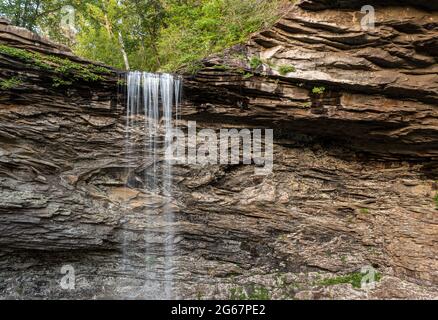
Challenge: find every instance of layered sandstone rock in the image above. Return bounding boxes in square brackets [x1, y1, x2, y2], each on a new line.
[0, 1, 437, 299]
[184, 3, 438, 163]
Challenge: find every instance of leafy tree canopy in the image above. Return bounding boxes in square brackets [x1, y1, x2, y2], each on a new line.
[0, 0, 286, 71]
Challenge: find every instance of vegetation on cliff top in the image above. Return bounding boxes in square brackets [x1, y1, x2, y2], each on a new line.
[0, 44, 111, 87]
[0, 0, 288, 72]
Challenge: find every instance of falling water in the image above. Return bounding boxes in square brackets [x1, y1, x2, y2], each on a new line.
[124, 72, 182, 299]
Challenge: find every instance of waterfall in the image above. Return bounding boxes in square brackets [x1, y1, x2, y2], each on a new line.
[123, 72, 182, 299]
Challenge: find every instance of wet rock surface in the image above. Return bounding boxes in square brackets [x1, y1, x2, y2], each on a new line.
[0, 1, 437, 299]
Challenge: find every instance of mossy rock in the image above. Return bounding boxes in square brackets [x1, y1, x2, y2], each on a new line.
[0, 44, 112, 86]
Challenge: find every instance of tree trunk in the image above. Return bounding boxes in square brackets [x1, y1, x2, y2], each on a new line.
[102, 2, 130, 71]
[118, 31, 130, 71]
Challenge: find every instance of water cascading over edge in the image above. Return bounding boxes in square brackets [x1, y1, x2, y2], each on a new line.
[123, 72, 182, 299]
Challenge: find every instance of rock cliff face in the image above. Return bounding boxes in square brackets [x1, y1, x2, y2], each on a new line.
[0, 1, 437, 299]
[184, 3, 438, 162]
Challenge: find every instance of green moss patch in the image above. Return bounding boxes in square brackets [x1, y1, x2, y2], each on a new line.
[0, 76, 22, 90]
[211, 64, 230, 71]
[318, 271, 382, 289]
[0, 44, 111, 86]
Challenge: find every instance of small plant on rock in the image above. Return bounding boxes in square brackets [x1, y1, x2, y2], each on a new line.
[243, 72, 254, 79]
[312, 86, 326, 95]
[117, 79, 127, 86]
[249, 56, 263, 69]
[0, 76, 22, 90]
[302, 102, 312, 108]
[52, 77, 73, 88]
[212, 64, 230, 71]
[278, 65, 296, 75]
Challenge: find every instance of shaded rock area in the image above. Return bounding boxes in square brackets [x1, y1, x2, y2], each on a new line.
[0, 1, 437, 299]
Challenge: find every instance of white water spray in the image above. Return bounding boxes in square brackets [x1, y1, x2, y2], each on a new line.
[124, 72, 182, 299]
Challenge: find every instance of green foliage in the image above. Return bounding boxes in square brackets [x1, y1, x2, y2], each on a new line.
[152, 0, 284, 72]
[211, 64, 230, 71]
[434, 192, 438, 209]
[318, 272, 382, 289]
[278, 64, 296, 75]
[74, 25, 124, 68]
[117, 79, 126, 86]
[231, 52, 247, 61]
[91, 65, 112, 74]
[0, 0, 70, 31]
[1, 1, 285, 72]
[0, 76, 22, 89]
[234, 67, 254, 79]
[0, 44, 108, 82]
[52, 77, 73, 87]
[229, 287, 246, 300]
[249, 56, 263, 70]
[359, 208, 369, 214]
[0, 44, 35, 62]
[44, 55, 105, 81]
[74, 0, 166, 70]
[312, 86, 326, 95]
[229, 285, 271, 300]
[185, 61, 204, 75]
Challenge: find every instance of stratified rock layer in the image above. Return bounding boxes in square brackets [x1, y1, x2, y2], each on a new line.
[0, 1, 437, 299]
[182, 0, 438, 291]
[184, 3, 438, 163]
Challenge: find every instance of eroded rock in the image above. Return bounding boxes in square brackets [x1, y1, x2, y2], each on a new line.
[0, 2, 437, 299]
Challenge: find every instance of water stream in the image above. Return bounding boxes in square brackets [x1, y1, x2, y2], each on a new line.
[123, 72, 182, 299]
